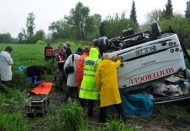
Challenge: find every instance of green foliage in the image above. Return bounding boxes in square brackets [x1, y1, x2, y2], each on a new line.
[103, 12, 138, 38]
[64, 2, 91, 40]
[36, 40, 46, 45]
[26, 12, 35, 37]
[185, 1, 190, 19]
[34, 29, 46, 40]
[0, 112, 30, 131]
[48, 20, 65, 40]
[164, 0, 173, 17]
[49, 100, 87, 131]
[130, 1, 138, 25]
[12, 71, 29, 89]
[65, 41, 76, 46]
[102, 119, 142, 131]
[0, 33, 13, 43]
[158, 14, 190, 49]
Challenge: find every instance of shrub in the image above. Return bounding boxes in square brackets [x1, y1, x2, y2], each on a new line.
[103, 119, 142, 131]
[49, 100, 87, 131]
[0, 112, 30, 131]
[65, 41, 76, 46]
[36, 40, 46, 45]
[12, 71, 29, 89]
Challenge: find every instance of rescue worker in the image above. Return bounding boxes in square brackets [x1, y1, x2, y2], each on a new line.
[52, 43, 66, 64]
[95, 54, 125, 123]
[0, 46, 13, 86]
[53, 48, 67, 90]
[79, 47, 102, 118]
[64, 47, 84, 102]
[76, 45, 91, 93]
[26, 65, 47, 84]
[44, 42, 53, 60]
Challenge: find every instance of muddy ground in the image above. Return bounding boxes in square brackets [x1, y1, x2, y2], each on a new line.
[28, 87, 190, 131]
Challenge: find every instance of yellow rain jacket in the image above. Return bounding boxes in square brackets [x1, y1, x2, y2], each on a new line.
[79, 48, 101, 100]
[96, 59, 121, 107]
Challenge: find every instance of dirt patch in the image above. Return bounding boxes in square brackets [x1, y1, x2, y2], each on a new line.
[27, 87, 190, 131]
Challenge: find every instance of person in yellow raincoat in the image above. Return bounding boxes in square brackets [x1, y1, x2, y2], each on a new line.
[95, 54, 125, 123]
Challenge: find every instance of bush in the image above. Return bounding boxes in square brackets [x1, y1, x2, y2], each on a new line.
[65, 41, 76, 46]
[0, 112, 30, 131]
[49, 100, 87, 131]
[36, 40, 46, 45]
[12, 71, 29, 89]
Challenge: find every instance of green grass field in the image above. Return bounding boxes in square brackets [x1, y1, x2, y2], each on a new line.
[0, 43, 190, 130]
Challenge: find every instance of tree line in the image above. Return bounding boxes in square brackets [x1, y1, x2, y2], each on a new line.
[1, 0, 190, 48]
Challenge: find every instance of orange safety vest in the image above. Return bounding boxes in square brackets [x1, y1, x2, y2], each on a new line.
[76, 52, 89, 92]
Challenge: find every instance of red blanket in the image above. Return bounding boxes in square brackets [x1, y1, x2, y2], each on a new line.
[30, 82, 53, 95]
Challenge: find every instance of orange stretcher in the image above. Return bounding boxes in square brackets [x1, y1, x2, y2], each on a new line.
[30, 82, 53, 95]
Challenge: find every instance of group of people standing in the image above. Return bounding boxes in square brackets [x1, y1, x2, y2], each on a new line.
[0, 43, 126, 124]
[44, 43, 126, 124]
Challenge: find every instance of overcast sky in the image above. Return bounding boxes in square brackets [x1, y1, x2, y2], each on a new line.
[0, 0, 188, 38]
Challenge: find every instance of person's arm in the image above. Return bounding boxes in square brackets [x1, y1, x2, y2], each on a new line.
[53, 56, 60, 73]
[95, 66, 101, 91]
[5, 53, 13, 65]
[115, 56, 121, 68]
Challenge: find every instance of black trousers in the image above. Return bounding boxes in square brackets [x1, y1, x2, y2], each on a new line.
[80, 99, 95, 117]
[99, 103, 125, 123]
[64, 86, 78, 101]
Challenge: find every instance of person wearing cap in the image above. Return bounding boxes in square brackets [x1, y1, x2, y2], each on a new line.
[79, 47, 102, 118]
[64, 47, 84, 102]
[0, 46, 13, 86]
[76, 45, 91, 93]
[95, 54, 125, 123]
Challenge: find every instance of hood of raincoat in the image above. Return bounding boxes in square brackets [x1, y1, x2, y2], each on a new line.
[89, 48, 99, 58]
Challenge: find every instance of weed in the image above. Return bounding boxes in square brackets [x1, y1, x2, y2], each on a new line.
[0, 111, 30, 131]
[48, 100, 87, 131]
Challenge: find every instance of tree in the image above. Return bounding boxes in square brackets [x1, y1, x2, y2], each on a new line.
[164, 0, 173, 18]
[0, 33, 12, 43]
[64, 2, 91, 40]
[99, 21, 106, 37]
[34, 29, 46, 40]
[91, 14, 102, 38]
[146, 9, 163, 22]
[48, 20, 65, 40]
[26, 12, 35, 37]
[101, 12, 138, 38]
[84, 16, 96, 39]
[185, 0, 190, 19]
[130, 0, 138, 26]
[159, 14, 190, 48]
[18, 32, 25, 43]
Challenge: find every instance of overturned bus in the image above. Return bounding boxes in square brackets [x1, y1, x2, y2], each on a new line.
[94, 22, 190, 104]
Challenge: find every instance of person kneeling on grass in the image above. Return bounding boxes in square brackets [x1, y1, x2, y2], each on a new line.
[26, 65, 47, 85]
[95, 54, 125, 124]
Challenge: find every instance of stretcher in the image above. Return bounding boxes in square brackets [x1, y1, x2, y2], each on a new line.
[25, 82, 53, 117]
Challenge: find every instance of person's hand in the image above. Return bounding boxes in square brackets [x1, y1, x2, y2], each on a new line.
[115, 56, 121, 60]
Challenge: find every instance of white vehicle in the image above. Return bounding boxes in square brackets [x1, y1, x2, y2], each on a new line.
[94, 22, 190, 104]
